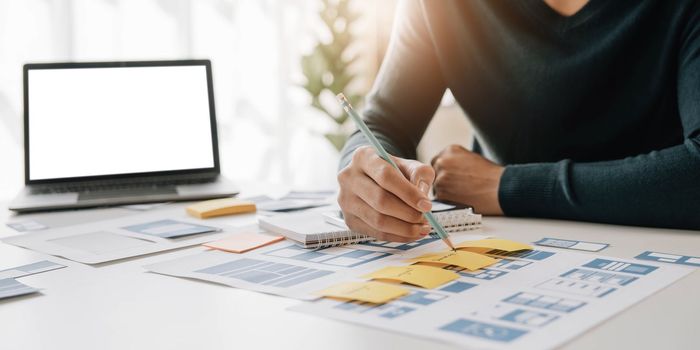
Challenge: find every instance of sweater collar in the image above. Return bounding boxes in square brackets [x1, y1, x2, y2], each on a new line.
[518, 0, 608, 34]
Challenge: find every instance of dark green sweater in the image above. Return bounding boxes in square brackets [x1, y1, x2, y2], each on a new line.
[340, 0, 700, 230]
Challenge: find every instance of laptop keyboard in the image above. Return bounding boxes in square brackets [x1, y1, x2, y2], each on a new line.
[78, 187, 178, 200]
[30, 178, 211, 195]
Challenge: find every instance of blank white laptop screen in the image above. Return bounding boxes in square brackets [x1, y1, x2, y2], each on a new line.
[27, 65, 215, 181]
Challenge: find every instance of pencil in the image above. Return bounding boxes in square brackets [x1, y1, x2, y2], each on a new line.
[337, 93, 456, 251]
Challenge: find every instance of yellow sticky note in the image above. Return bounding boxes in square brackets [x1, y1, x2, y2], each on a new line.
[456, 238, 532, 254]
[409, 250, 499, 271]
[203, 232, 284, 253]
[363, 265, 458, 289]
[186, 198, 256, 219]
[316, 281, 409, 304]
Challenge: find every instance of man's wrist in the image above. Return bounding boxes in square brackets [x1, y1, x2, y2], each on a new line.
[498, 162, 559, 217]
[490, 166, 506, 215]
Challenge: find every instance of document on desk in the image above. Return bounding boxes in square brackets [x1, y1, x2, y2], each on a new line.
[0, 278, 39, 300]
[145, 232, 492, 300]
[290, 249, 692, 350]
[2, 208, 238, 264]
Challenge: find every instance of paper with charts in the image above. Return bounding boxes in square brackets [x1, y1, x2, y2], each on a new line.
[2, 208, 237, 264]
[291, 247, 691, 350]
[145, 232, 492, 300]
[144, 233, 691, 349]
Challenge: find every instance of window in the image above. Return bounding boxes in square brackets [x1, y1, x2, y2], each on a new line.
[0, 0, 396, 199]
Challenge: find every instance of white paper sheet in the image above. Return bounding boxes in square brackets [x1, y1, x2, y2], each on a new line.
[0, 260, 66, 280]
[144, 232, 492, 300]
[2, 208, 242, 264]
[290, 249, 692, 350]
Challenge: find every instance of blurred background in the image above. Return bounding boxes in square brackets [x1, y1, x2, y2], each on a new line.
[0, 0, 471, 201]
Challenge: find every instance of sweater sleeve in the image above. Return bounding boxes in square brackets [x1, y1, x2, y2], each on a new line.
[499, 8, 700, 230]
[339, 0, 446, 169]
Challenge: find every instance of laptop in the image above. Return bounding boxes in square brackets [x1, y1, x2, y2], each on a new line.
[9, 60, 239, 213]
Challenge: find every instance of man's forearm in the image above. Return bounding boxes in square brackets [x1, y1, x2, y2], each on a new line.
[499, 138, 700, 230]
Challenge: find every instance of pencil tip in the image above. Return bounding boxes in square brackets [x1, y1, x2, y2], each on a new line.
[445, 238, 457, 252]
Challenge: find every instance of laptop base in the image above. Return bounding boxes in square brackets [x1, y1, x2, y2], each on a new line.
[9, 176, 239, 213]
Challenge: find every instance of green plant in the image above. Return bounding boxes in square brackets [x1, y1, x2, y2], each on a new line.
[301, 0, 363, 151]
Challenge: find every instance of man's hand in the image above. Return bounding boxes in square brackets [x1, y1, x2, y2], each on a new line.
[337, 146, 435, 242]
[431, 145, 505, 215]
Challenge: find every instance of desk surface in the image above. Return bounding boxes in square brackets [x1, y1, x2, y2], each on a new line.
[0, 201, 698, 350]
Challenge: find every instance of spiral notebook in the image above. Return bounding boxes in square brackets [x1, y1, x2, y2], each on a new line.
[258, 202, 482, 249]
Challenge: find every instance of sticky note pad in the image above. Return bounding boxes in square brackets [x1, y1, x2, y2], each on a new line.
[186, 198, 256, 219]
[203, 232, 284, 253]
[456, 238, 532, 254]
[316, 281, 409, 304]
[363, 265, 458, 289]
[409, 250, 499, 271]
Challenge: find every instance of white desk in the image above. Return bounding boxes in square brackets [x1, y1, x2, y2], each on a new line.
[1, 201, 698, 350]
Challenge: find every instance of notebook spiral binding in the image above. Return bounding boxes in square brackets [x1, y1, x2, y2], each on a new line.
[310, 211, 481, 249]
[310, 229, 373, 250]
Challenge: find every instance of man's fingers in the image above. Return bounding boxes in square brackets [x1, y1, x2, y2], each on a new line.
[430, 148, 446, 168]
[342, 193, 430, 238]
[351, 174, 425, 224]
[394, 156, 435, 195]
[339, 146, 435, 243]
[360, 153, 432, 213]
[431, 152, 449, 174]
[344, 213, 426, 243]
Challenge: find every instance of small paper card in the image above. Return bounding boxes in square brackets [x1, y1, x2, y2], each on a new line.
[534, 237, 609, 252]
[203, 232, 284, 253]
[363, 265, 458, 289]
[635, 251, 700, 267]
[409, 250, 499, 271]
[6, 220, 48, 232]
[316, 281, 409, 304]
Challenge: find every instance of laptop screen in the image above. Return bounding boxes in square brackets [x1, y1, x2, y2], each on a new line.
[26, 63, 217, 182]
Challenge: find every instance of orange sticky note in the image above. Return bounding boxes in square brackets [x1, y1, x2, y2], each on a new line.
[203, 232, 284, 253]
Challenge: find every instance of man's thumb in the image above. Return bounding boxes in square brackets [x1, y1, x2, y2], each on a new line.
[394, 157, 435, 195]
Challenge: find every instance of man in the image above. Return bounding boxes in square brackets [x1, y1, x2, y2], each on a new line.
[337, 0, 700, 242]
